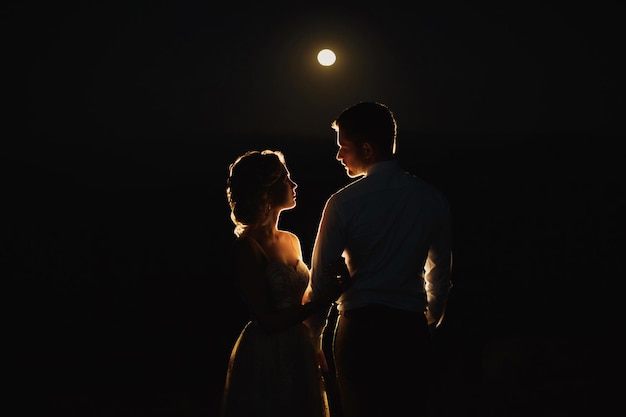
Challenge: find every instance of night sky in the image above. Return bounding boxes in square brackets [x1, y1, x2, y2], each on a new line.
[5, 2, 624, 416]
[13, 3, 624, 141]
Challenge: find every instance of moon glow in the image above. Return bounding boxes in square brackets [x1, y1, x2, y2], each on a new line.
[317, 49, 336, 66]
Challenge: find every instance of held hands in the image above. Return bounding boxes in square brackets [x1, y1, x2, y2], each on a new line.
[322, 257, 352, 300]
[302, 257, 352, 315]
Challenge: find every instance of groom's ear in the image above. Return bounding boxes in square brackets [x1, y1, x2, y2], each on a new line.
[362, 142, 374, 159]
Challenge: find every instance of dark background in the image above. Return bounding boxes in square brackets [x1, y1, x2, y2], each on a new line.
[4, 2, 624, 416]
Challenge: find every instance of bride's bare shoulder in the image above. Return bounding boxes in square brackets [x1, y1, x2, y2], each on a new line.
[278, 230, 303, 259]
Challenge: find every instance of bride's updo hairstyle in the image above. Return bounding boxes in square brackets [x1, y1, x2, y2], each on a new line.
[226, 150, 286, 237]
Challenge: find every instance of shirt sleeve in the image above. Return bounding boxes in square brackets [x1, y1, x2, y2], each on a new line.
[303, 196, 347, 349]
[424, 200, 453, 327]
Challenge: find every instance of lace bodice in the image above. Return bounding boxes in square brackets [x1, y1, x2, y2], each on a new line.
[266, 260, 310, 310]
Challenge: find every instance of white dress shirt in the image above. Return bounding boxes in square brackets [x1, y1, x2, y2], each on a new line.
[306, 159, 453, 340]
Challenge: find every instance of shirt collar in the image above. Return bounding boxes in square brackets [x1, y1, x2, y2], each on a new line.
[365, 159, 400, 177]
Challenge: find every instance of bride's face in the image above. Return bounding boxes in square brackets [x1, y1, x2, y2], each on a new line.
[269, 166, 298, 211]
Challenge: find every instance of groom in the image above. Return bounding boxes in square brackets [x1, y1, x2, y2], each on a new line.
[305, 101, 453, 417]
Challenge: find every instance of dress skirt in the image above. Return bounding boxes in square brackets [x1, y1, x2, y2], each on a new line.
[221, 320, 330, 417]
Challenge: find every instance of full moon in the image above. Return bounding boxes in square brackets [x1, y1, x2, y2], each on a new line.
[317, 49, 336, 66]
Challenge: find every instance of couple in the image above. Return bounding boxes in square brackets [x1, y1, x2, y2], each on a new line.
[221, 101, 453, 417]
